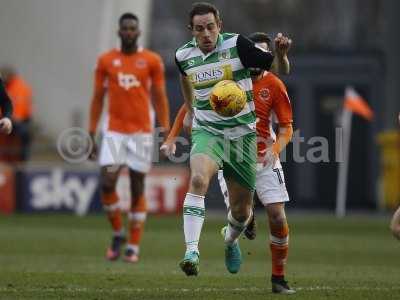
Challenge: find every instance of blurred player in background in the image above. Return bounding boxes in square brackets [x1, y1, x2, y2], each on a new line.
[88, 13, 170, 263]
[173, 1, 290, 278]
[0, 66, 33, 162]
[390, 112, 400, 240]
[0, 74, 13, 135]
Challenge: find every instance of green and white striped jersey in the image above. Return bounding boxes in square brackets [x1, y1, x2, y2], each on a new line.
[175, 33, 273, 139]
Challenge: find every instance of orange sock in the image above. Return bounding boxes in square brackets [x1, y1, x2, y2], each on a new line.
[269, 220, 289, 277]
[102, 192, 122, 234]
[128, 195, 147, 253]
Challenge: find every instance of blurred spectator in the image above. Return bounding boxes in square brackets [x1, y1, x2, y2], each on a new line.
[0, 66, 33, 162]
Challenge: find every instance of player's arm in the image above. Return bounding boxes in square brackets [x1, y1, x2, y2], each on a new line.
[160, 104, 188, 156]
[179, 75, 194, 115]
[151, 55, 171, 136]
[272, 79, 293, 155]
[0, 77, 13, 134]
[88, 57, 107, 159]
[166, 104, 187, 143]
[391, 207, 400, 240]
[270, 33, 291, 75]
[263, 78, 293, 168]
[152, 84, 171, 134]
[175, 53, 194, 115]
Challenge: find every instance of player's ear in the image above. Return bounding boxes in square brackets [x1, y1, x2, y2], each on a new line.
[187, 24, 192, 31]
[217, 20, 222, 31]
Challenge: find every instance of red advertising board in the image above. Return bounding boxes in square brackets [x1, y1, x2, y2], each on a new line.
[117, 166, 190, 214]
[0, 164, 15, 214]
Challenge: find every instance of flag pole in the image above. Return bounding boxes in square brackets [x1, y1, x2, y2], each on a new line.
[336, 109, 353, 218]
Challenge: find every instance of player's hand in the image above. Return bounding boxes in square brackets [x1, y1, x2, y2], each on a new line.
[274, 33, 292, 57]
[183, 112, 193, 134]
[88, 133, 98, 161]
[0, 117, 12, 135]
[262, 147, 279, 169]
[160, 141, 176, 157]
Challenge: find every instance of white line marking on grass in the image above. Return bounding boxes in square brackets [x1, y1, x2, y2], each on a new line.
[1, 286, 400, 293]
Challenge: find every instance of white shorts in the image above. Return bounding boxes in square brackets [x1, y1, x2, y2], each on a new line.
[217, 160, 289, 207]
[99, 130, 153, 173]
[255, 159, 289, 206]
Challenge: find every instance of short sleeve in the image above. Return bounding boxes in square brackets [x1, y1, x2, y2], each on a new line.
[271, 79, 292, 124]
[94, 56, 107, 89]
[175, 53, 186, 76]
[151, 54, 166, 87]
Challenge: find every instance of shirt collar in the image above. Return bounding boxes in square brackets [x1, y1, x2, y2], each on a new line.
[193, 34, 223, 59]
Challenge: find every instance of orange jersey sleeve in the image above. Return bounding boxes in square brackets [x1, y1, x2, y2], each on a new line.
[6, 76, 33, 121]
[150, 53, 170, 132]
[150, 53, 166, 88]
[270, 76, 292, 125]
[89, 56, 107, 133]
[165, 104, 187, 143]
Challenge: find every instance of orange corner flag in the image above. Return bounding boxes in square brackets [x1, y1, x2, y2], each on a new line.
[344, 86, 374, 121]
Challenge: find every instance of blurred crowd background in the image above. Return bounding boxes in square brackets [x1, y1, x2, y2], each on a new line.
[0, 0, 399, 213]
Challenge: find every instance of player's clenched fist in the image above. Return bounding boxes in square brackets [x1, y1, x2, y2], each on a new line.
[274, 33, 292, 56]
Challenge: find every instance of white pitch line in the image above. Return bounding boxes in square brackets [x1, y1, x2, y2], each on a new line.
[1, 286, 400, 293]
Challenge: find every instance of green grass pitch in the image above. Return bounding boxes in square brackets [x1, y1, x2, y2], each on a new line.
[0, 213, 399, 299]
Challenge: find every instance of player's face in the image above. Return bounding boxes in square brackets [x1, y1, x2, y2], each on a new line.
[119, 19, 140, 48]
[249, 42, 269, 77]
[191, 13, 221, 54]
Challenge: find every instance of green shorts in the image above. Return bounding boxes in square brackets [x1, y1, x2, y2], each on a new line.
[191, 129, 257, 191]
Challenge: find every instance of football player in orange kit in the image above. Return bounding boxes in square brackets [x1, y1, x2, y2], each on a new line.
[161, 32, 295, 294]
[89, 13, 170, 263]
[0, 74, 13, 135]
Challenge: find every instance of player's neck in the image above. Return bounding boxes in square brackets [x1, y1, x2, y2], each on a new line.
[121, 44, 138, 54]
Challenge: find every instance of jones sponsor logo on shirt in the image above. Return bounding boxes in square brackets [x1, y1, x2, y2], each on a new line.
[189, 65, 233, 88]
[118, 72, 140, 90]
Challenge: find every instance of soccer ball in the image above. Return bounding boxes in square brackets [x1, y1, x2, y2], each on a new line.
[209, 80, 246, 117]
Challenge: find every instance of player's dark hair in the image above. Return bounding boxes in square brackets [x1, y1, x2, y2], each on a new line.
[119, 13, 139, 27]
[248, 32, 272, 49]
[189, 2, 220, 27]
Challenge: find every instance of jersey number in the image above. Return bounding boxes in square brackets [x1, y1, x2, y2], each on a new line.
[272, 168, 284, 185]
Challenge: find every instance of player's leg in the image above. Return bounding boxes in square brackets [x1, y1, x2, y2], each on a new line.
[218, 169, 257, 240]
[390, 206, 400, 240]
[123, 169, 146, 263]
[256, 160, 295, 294]
[180, 130, 221, 276]
[221, 133, 257, 274]
[266, 203, 294, 294]
[98, 130, 128, 260]
[100, 165, 124, 260]
[123, 132, 154, 263]
[180, 153, 219, 275]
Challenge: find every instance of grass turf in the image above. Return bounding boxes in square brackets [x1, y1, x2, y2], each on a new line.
[0, 213, 399, 299]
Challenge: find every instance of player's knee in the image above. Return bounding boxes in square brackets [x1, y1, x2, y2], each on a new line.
[191, 173, 209, 193]
[101, 178, 117, 194]
[391, 224, 400, 240]
[269, 212, 287, 226]
[230, 206, 251, 223]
